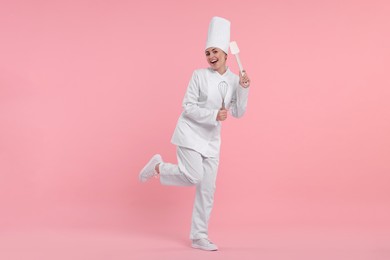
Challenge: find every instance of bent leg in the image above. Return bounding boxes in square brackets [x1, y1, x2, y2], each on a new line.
[159, 146, 204, 186]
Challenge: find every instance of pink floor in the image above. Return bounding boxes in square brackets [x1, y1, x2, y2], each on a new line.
[1, 227, 389, 260]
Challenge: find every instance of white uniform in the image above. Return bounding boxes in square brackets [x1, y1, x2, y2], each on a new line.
[159, 67, 249, 239]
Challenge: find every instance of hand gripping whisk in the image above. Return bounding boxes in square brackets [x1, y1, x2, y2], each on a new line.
[218, 81, 228, 109]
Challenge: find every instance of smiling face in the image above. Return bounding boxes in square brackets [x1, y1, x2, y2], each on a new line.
[205, 47, 227, 75]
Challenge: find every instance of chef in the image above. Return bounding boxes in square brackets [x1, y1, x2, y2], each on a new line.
[139, 16, 251, 251]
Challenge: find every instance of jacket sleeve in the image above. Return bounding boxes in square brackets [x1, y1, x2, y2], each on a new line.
[229, 81, 250, 118]
[182, 71, 219, 126]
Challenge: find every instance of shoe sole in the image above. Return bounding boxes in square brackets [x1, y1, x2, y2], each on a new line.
[191, 244, 218, 251]
[139, 155, 161, 182]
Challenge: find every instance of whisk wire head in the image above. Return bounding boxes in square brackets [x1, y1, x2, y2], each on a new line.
[218, 81, 228, 109]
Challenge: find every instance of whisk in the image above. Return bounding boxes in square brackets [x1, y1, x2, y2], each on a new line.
[218, 81, 228, 109]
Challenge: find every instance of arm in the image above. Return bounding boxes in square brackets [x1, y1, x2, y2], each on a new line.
[182, 71, 219, 126]
[230, 84, 249, 118]
[230, 70, 250, 118]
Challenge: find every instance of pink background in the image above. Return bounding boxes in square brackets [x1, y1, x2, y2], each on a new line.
[1, 0, 389, 259]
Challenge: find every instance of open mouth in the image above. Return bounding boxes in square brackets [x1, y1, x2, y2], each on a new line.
[210, 58, 218, 65]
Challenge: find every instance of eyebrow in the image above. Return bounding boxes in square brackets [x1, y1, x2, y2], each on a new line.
[205, 48, 216, 53]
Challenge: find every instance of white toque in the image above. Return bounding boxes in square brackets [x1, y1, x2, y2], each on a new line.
[205, 16, 231, 54]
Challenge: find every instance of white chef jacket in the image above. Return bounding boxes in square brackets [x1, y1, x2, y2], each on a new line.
[171, 67, 249, 158]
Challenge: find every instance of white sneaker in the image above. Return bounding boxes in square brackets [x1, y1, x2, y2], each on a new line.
[139, 154, 162, 183]
[191, 238, 218, 251]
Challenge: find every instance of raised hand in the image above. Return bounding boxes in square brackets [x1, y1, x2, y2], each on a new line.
[240, 70, 251, 88]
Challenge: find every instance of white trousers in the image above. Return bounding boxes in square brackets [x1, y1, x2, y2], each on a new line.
[159, 146, 219, 240]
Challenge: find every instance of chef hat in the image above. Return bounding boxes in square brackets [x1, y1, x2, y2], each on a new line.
[205, 16, 231, 54]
